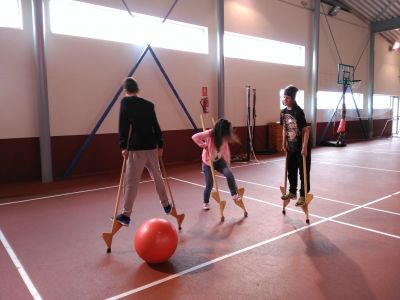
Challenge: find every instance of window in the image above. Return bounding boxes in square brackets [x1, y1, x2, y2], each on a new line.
[0, 0, 22, 29]
[373, 94, 392, 109]
[224, 31, 305, 67]
[317, 91, 363, 109]
[279, 89, 304, 109]
[49, 0, 208, 54]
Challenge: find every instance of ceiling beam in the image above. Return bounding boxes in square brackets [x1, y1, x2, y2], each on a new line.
[371, 16, 400, 32]
[320, 0, 352, 12]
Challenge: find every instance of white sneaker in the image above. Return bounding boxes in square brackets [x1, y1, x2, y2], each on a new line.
[203, 202, 210, 210]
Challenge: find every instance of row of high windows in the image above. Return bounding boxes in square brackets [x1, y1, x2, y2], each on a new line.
[1, 0, 394, 109]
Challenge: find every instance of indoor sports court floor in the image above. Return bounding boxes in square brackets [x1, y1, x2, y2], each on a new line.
[1, 138, 399, 300]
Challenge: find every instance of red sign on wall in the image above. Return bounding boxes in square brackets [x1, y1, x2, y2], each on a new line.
[202, 86, 208, 97]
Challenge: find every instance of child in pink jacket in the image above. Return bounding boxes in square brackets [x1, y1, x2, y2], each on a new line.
[192, 118, 241, 210]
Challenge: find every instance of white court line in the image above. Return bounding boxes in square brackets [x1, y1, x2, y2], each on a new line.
[364, 206, 400, 216]
[218, 176, 280, 191]
[238, 157, 400, 173]
[345, 149, 400, 155]
[366, 147, 400, 152]
[259, 157, 400, 173]
[0, 229, 42, 300]
[224, 176, 400, 217]
[107, 181, 400, 299]
[330, 220, 400, 239]
[366, 140, 400, 146]
[312, 150, 341, 157]
[175, 175, 400, 218]
[106, 218, 327, 300]
[231, 161, 262, 169]
[173, 176, 400, 233]
[231, 158, 285, 169]
[0, 186, 117, 206]
[2, 162, 397, 218]
[250, 154, 400, 173]
[226, 176, 357, 207]
[171, 176, 400, 232]
[171, 176, 324, 219]
[313, 148, 400, 155]
[0, 159, 281, 207]
[0, 180, 154, 206]
[188, 167, 399, 217]
[1, 172, 396, 299]
[313, 160, 400, 173]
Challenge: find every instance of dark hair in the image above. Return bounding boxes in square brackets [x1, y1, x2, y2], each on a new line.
[283, 85, 298, 100]
[283, 85, 300, 108]
[212, 118, 232, 151]
[123, 77, 139, 94]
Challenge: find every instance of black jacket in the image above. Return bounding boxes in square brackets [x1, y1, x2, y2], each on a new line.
[280, 105, 308, 152]
[119, 96, 163, 150]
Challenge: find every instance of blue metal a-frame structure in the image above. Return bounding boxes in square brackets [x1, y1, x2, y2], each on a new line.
[318, 64, 367, 146]
[63, 44, 198, 178]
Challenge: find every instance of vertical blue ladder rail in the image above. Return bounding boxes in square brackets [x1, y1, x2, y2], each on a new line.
[148, 46, 198, 131]
[63, 45, 151, 179]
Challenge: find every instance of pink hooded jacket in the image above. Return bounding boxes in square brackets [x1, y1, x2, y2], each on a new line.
[192, 129, 231, 166]
[337, 118, 346, 133]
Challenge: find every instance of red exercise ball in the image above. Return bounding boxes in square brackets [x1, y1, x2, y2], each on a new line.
[134, 218, 178, 264]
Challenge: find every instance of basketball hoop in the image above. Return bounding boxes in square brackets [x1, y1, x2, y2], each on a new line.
[351, 79, 362, 91]
[337, 64, 355, 84]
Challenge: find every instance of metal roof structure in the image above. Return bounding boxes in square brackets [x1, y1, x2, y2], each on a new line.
[322, 0, 400, 46]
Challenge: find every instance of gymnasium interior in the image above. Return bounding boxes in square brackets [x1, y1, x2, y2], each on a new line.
[1, 0, 399, 299]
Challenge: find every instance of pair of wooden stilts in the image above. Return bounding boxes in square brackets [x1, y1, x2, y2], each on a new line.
[102, 125, 185, 253]
[200, 115, 248, 222]
[280, 152, 313, 224]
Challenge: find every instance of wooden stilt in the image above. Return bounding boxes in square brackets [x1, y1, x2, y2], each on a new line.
[301, 155, 313, 224]
[280, 152, 290, 214]
[159, 158, 185, 230]
[101, 125, 132, 252]
[201, 114, 226, 222]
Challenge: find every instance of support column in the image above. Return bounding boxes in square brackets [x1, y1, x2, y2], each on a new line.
[367, 30, 375, 138]
[310, 0, 320, 147]
[216, 0, 224, 118]
[32, 0, 53, 182]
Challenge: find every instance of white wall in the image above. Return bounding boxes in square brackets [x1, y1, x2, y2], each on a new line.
[374, 34, 400, 95]
[317, 3, 369, 122]
[373, 35, 400, 121]
[44, 0, 217, 135]
[1, 0, 399, 140]
[224, 0, 311, 126]
[0, 0, 217, 139]
[224, 0, 399, 126]
[0, 1, 38, 139]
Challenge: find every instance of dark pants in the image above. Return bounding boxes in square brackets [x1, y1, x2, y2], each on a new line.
[287, 149, 311, 197]
[202, 159, 237, 203]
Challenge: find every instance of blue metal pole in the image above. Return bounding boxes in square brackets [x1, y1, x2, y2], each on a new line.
[318, 93, 344, 145]
[349, 85, 367, 139]
[148, 46, 198, 131]
[63, 45, 151, 179]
